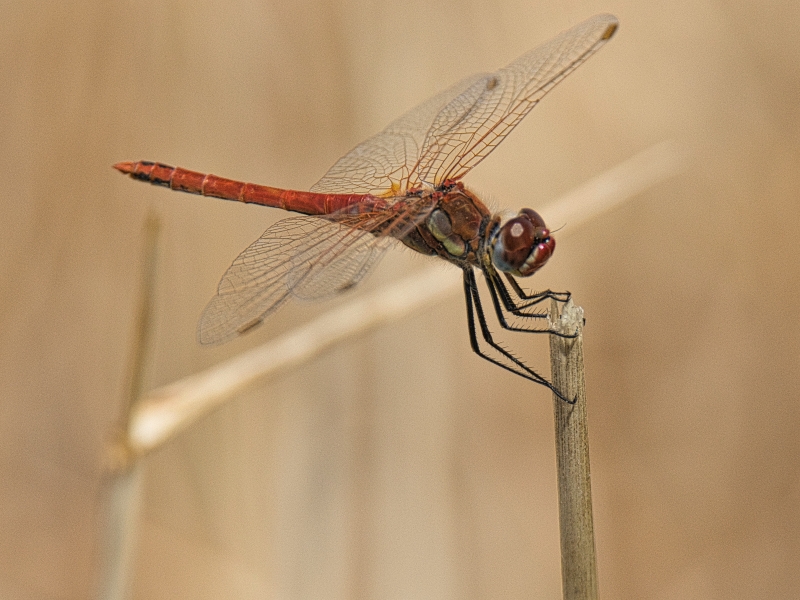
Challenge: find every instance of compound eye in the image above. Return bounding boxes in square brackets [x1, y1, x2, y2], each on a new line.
[519, 208, 546, 229]
[493, 216, 535, 272]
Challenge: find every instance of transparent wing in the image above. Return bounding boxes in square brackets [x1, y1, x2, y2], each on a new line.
[311, 74, 485, 196]
[198, 198, 436, 344]
[285, 222, 393, 301]
[312, 14, 616, 196]
[288, 196, 437, 299]
[198, 217, 383, 344]
[417, 14, 618, 184]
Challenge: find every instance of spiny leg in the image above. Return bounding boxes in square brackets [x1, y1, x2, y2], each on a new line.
[462, 268, 574, 403]
[487, 268, 550, 319]
[504, 273, 570, 306]
[495, 272, 571, 317]
[482, 268, 578, 338]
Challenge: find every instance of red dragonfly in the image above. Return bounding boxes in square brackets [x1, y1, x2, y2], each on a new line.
[115, 14, 617, 401]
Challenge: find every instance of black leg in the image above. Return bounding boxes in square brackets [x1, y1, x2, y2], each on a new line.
[462, 268, 575, 403]
[489, 269, 570, 315]
[482, 268, 578, 338]
[504, 273, 570, 305]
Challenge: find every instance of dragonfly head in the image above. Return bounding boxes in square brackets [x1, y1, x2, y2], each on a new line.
[491, 208, 554, 277]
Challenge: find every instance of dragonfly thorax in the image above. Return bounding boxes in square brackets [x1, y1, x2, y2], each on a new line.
[490, 208, 554, 277]
[399, 183, 492, 266]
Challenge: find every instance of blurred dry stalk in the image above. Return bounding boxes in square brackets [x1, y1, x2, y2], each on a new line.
[118, 139, 684, 461]
[549, 299, 596, 600]
[110, 214, 161, 468]
[98, 215, 161, 600]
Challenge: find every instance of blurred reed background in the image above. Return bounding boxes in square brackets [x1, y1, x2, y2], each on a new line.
[1, 1, 799, 598]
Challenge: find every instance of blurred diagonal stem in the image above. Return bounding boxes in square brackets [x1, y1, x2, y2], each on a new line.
[549, 298, 596, 600]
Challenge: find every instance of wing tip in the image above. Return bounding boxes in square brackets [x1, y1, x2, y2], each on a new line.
[196, 326, 223, 346]
[196, 316, 265, 346]
[592, 14, 619, 41]
[602, 21, 619, 41]
[236, 318, 264, 336]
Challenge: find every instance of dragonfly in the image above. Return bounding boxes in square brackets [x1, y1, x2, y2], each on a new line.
[115, 14, 618, 401]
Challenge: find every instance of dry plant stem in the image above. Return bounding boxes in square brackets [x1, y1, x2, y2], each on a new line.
[119, 214, 161, 443]
[96, 214, 161, 600]
[549, 298, 597, 600]
[95, 468, 144, 600]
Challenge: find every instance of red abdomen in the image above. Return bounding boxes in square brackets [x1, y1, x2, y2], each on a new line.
[113, 161, 376, 216]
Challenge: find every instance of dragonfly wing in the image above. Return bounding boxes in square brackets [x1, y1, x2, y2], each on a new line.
[289, 193, 438, 300]
[311, 74, 486, 196]
[415, 14, 618, 185]
[198, 216, 392, 344]
[286, 222, 393, 301]
[197, 196, 437, 345]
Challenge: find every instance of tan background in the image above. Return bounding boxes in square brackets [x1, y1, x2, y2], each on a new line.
[2, 1, 799, 598]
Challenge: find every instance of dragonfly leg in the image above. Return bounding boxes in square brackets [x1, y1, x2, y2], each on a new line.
[463, 268, 575, 403]
[481, 268, 578, 338]
[504, 273, 570, 305]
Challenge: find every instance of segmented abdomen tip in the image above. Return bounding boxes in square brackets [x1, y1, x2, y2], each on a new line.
[113, 161, 136, 174]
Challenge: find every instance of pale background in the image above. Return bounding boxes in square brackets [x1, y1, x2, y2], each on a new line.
[1, 0, 799, 599]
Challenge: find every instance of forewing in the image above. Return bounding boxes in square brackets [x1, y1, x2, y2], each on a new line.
[311, 74, 486, 196]
[198, 216, 391, 344]
[415, 14, 618, 184]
